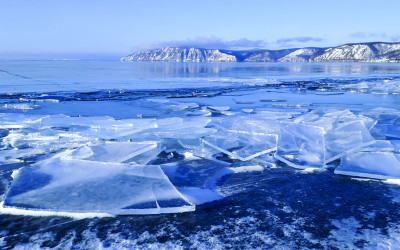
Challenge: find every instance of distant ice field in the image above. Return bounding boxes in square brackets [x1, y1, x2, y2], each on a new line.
[1, 61, 400, 248]
[1, 61, 400, 93]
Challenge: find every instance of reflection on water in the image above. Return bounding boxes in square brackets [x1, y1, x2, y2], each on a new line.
[129, 62, 400, 78]
[1, 61, 400, 93]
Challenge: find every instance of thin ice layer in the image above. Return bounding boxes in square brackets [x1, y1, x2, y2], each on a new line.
[335, 152, 400, 180]
[294, 109, 376, 164]
[66, 141, 160, 163]
[200, 116, 279, 162]
[4, 158, 195, 215]
[324, 120, 375, 163]
[275, 123, 325, 169]
[201, 131, 277, 161]
[155, 117, 216, 139]
[160, 160, 229, 205]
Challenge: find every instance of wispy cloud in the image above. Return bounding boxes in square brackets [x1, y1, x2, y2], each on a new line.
[137, 36, 267, 50]
[349, 32, 388, 39]
[349, 32, 400, 42]
[276, 36, 324, 46]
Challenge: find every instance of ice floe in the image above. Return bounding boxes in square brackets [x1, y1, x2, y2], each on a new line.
[335, 152, 400, 180]
[3, 158, 194, 215]
[1, 103, 400, 216]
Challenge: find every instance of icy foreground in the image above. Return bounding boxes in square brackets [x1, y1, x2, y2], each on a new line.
[1, 99, 400, 215]
[4, 159, 194, 215]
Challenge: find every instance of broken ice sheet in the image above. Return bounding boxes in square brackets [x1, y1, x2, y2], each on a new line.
[38, 115, 158, 140]
[65, 141, 161, 164]
[293, 109, 376, 164]
[177, 138, 218, 160]
[1, 128, 96, 163]
[275, 123, 326, 169]
[2, 103, 40, 110]
[361, 107, 400, 139]
[0, 113, 44, 129]
[199, 116, 279, 162]
[138, 99, 199, 113]
[155, 117, 216, 139]
[185, 109, 212, 117]
[71, 118, 152, 140]
[361, 140, 397, 152]
[324, 120, 375, 163]
[304, 109, 376, 131]
[160, 160, 228, 205]
[201, 131, 277, 162]
[3, 158, 194, 215]
[0, 148, 46, 164]
[253, 109, 300, 120]
[335, 152, 400, 180]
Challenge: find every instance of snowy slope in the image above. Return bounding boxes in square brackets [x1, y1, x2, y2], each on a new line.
[121, 42, 400, 62]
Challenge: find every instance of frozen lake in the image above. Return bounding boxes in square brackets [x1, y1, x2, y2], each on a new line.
[1, 61, 400, 248]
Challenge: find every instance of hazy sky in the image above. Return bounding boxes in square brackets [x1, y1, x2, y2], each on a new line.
[1, 0, 400, 56]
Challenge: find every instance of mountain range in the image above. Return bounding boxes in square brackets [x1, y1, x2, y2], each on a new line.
[121, 42, 400, 63]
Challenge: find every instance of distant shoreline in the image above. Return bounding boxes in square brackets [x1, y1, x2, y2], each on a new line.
[121, 42, 400, 63]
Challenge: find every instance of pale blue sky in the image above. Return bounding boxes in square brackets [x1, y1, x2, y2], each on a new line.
[1, 0, 399, 57]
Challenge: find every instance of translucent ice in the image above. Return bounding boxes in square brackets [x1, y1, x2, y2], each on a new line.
[335, 152, 400, 180]
[275, 123, 325, 169]
[0, 148, 46, 164]
[201, 116, 279, 162]
[160, 160, 229, 205]
[141, 99, 199, 113]
[4, 158, 195, 215]
[357, 140, 396, 152]
[155, 117, 216, 139]
[201, 132, 277, 162]
[361, 108, 400, 139]
[324, 120, 375, 163]
[66, 141, 160, 164]
[292, 109, 376, 164]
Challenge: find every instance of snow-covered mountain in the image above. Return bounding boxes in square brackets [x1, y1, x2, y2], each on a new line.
[278, 48, 325, 62]
[313, 42, 400, 62]
[121, 47, 237, 62]
[121, 42, 400, 62]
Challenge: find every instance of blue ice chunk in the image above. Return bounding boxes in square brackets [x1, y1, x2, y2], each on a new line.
[201, 116, 279, 162]
[324, 120, 375, 163]
[155, 117, 216, 139]
[69, 141, 160, 163]
[335, 152, 400, 180]
[4, 158, 194, 215]
[275, 123, 326, 169]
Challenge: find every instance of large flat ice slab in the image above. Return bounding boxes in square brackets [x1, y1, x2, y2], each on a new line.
[3, 158, 195, 215]
[335, 152, 400, 180]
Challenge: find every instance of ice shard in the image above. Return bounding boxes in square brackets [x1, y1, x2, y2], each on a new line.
[275, 123, 326, 169]
[324, 120, 375, 163]
[155, 117, 216, 139]
[66, 141, 161, 164]
[293, 109, 376, 164]
[200, 117, 279, 162]
[160, 160, 229, 205]
[362, 108, 400, 139]
[335, 152, 400, 180]
[3, 158, 195, 215]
